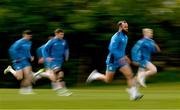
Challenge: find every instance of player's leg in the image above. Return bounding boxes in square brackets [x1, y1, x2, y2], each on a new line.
[33, 61, 50, 81]
[119, 65, 143, 100]
[144, 62, 157, 77]
[55, 70, 72, 96]
[47, 62, 71, 96]
[4, 65, 15, 74]
[32, 68, 46, 82]
[5, 63, 24, 80]
[137, 67, 147, 87]
[20, 65, 34, 94]
[48, 69, 59, 90]
[33, 68, 45, 77]
[86, 64, 115, 83]
[137, 61, 157, 87]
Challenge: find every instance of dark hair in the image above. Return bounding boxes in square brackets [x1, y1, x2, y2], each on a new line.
[23, 30, 33, 35]
[117, 20, 127, 26]
[54, 28, 64, 33]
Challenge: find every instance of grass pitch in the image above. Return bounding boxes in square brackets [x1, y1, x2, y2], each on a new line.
[0, 82, 180, 110]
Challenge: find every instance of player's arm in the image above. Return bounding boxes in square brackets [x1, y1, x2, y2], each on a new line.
[151, 40, 161, 53]
[109, 35, 121, 58]
[154, 43, 161, 52]
[131, 41, 142, 65]
[125, 55, 131, 64]
[9, 40, 23, 60]
[42, 40, 54, 62]
[27, 42, 34, 61]
[36, 46, 44, 63]
[64, 41, 69, 61]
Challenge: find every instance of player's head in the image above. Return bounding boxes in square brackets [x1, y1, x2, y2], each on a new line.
[22, 30, 33, 40]
[142, 28, 153, 38]
[117, 20, 128, 34]
[54, 28, 64, 39]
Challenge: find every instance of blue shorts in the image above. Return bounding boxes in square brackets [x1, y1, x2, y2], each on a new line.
[46, 61, 62, 70]
[133, 60, 148, 68]
[106, 57, 128, 72]
[12, 60, 31, 70]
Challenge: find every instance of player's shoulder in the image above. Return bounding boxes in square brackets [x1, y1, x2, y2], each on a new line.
[62, 39, 67, 43]
[40, 44, 45, 48]
[111, 32, 121, 40]
[15, 38, 26, 44]
[136, 38, 144, 44]
[47, 38, 56, 44]
[143, 38, 155, 44]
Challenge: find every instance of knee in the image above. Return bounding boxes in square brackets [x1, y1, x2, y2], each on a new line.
[104, 78, 112, 83]
[125, 73, 134, 80]
[151, 67, 157, 74]
[16, 75, 23, 80]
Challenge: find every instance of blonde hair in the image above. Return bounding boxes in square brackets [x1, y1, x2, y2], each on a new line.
[142, 28, 153, 35]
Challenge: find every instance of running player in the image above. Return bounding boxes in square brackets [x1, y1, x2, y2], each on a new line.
[42, 28, 71, 96]
[86, 20, 143, 100]
[33, 35, 54, 80]
[131, 28, 161, 87]
[4, 30, 34, 94]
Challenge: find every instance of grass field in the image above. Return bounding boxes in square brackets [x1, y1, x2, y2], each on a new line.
[0, 82, 180, 110]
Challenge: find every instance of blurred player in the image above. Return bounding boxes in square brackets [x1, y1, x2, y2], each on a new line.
[86, 20, 143, 100]
[42, 28, 71, 96]
[131, 28, 161, 87]
[33, 35, 54, 81]
[4, 30, 34, 94]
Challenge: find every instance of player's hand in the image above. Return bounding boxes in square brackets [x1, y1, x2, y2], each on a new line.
[132, 61, 139, 66]
[38, 58, 44, 64]
[155, 44, 161, 52]
[46, 57, 54, 62]
[65, 57, 69, 62]
[31, 56, 34, 62]
[125, 56, 131, 64]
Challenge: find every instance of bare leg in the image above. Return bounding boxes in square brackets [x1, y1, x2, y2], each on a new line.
[97, 71, 115, 83]
[137, 62, 157, 87]
[86, 69, 115, 83]
[15, 70, 23, 80]
[119, 65, 143, 100]
[119, 65, 135, 87]
[20, 66, 33, 94]
[144, 62, 157, 77]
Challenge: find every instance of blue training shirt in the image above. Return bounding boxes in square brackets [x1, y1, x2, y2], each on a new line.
[106, 31, 128, 64]
[9, 38, 32, 61]
[36, 44, 45, 58]
[131, 37, 157, 62]
[42, 37, 69, 63]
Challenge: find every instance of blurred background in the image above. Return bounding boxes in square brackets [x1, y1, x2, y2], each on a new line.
[0, 0, 179, 88]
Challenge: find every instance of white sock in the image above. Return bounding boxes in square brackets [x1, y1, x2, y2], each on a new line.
[34, 75, 42, 81]
[40, 72, 50, 78]
[92, 72, 104, 80]
[9, 67, 16, 77]
[128, 86, 139, 98]
[27, 86, 33, 92]
[51, 82, 63, 91]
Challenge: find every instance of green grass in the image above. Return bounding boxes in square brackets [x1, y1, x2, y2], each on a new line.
[0, 82, 180, 110]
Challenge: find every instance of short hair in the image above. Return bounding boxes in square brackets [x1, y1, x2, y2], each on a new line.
[23, 30, 32, 35]
[54, 28, 64, 33]
[117, 20, 127, 26]
[142, 28, 153, 35]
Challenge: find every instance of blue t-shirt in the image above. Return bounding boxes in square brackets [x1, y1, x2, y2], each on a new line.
[42, 38, 69, 63]
[9, 38, 32, 61]
[131, 37, 157, 62]
[36, 44, 45, 58]
[106, 31, 128, 64]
